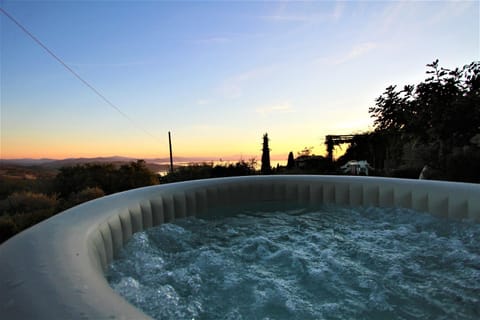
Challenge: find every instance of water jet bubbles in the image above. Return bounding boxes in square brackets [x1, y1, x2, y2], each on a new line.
[108, 205, 480, 320]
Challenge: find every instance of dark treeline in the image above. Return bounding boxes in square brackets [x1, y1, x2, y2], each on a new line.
[160, 160, 256, 183]
[54, 160, 158, 198]
[340, 60, 480, 181]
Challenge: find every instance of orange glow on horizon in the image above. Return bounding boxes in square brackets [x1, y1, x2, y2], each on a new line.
[1, 142, 342, 161]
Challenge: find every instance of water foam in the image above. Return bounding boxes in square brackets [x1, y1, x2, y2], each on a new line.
[107, 206, 480, 319]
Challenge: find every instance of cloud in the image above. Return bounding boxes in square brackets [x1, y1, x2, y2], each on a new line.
[217, 66, 275, 99]
[317, 42, 378, 66]
[378, 1, 408, 34]
[332, 1, 345, 21]
[342, 42, 377, 61]
[426, 0, 476, 26]
[261, 0, 345, 23]
[256, 102, 295, 115]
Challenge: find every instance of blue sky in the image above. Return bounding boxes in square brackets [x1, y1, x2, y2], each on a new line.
[1, 0, 478, 160]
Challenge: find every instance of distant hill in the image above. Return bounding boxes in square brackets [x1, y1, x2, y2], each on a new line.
[0, 156, 228, 176]
[1, 157, 132, 168]
[0, 156, 225, 168]
[41, 156, 137, 168]
[0, 158, 57, 166]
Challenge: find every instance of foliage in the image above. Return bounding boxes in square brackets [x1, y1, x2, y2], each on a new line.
[365, 60, 480, 179]
[160, 160, 256, 184]
[294, 155, 331, 173]
[54, 160, 158, 198]
[54, 163, 116, 197]
[0, 173, 55, 199]
[57, 187, 106, 212]
[0, 191, 58, 243]
[337, 131, 391, 172]
[445, 147, 480, 183]
[0, 160, 158, 243]
[0, 209, 57, 243]
[1, 191, 58, 215]
[0, 215, 18, 243]
[116, 160, 159, 191]
[297, 146, 314, 157]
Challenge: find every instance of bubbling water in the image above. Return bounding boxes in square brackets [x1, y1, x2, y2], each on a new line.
[107, 205, 480, 320]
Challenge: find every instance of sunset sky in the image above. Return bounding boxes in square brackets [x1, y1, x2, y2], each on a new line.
[1, 1, 478, 161]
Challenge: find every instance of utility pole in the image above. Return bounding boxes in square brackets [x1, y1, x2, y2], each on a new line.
[168, 131, 174, 173]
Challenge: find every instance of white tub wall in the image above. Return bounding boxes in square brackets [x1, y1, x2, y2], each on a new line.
[1, 176, 479, 320]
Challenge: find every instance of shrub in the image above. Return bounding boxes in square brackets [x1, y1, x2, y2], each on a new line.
[0, 215, 18, 243]
[4, 191, 58, 215]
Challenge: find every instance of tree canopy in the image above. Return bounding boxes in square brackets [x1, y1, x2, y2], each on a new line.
[366, 60, 480, 181]
[369, 60, 479, 147]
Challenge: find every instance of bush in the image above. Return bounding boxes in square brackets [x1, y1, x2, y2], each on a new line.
[445, 147, 480, 183]
[0, 215, 18, 243]
[3, 191, 58, 215]
[57, 187, 105, 211]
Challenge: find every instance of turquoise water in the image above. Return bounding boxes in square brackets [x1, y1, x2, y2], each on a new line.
[107, 206, 480, 320]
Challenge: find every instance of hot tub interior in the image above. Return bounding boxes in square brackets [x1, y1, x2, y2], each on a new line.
[107, 203, 480, 320]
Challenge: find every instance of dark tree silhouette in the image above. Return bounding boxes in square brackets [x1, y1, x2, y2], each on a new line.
[287, 151, 295, 169]
[261, 133, 272, 174]
[366, 59, 480, 181]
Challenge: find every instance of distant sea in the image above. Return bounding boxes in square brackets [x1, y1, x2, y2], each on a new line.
[154, 159, 288, 176]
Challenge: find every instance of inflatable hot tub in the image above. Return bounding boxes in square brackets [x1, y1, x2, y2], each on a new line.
[1, 176, 479, 319]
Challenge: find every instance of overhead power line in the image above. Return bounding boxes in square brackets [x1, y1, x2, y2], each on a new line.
[0, 7, 161, 142]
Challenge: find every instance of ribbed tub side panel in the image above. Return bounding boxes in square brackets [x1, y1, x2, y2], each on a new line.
[379, 185, 394, 207]
[173, 193, 187, 219]
[260, 182, 274, 201]
[98, 221, 114, 264]
[285, 182, 299, 202]
[195, 189, 208, 215]
[118, 208, 133, 246]
[298, 183, 310, 205]
[467, 194, 480, 221]
[140, 199, 153, 230]
[163, 195, 175, 223]
[334, 183, 349, 205]
[411, 186, 429, 212]
[273, 183, 287, 202]
[349, 183, 363, 207]
[107, 214, 123, 259]
[309, 184, 324, 205]
[323, 183, 335, 203]
[129, 203, 143, 234]
[206, 187, 220, 211]
[185, 191, 197, 217]
[427, 191, 449, 219]
[362, 184, 379, 207]
[393, 185, 412, 209]
[150, 197, 165, 226]
[89, 229, 108, 272]
[448, 195, 468, 220]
